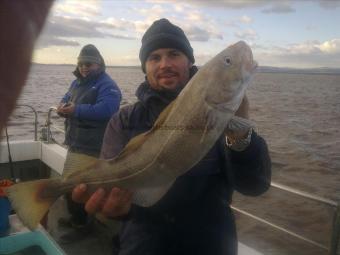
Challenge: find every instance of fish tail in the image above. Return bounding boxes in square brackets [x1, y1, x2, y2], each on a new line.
[5, 178, 62, 230]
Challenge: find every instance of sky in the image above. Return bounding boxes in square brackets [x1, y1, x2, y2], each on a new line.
[33, 0, 340, 68]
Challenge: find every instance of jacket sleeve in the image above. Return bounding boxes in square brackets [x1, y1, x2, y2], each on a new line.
[227, 131, 271, 196]
[100, 107, 130, 160]
[74, 79, 122, 121]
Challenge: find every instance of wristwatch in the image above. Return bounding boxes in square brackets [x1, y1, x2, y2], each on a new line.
[226, 128, 252, 151]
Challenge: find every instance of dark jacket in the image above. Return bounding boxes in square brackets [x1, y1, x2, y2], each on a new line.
[101, 78, 271, 255]
[62, 70, 121, 154]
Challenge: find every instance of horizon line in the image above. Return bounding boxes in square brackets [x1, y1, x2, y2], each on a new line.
[31, 62, 340, 71]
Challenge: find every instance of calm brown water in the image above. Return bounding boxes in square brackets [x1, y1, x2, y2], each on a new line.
[3, 64, 340, 254]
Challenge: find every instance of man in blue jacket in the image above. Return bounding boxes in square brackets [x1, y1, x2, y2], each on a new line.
[57, 44, 122, 242]
[72, 19, 271, 255]
[57, 44, 122, 156]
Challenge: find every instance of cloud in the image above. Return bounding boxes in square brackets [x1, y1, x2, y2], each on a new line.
[219, 14, 255, 30]
[256, 39, 340, 68]
[318, 0, 340, 9]
[158, 0, 296, 14]
[134, 4, 167, 24]
[191, 39, 340, 68]
[138, 4, 166, 17]
[171, 8, 224, 41]
[53, 0, 101, 17]
[260, 50, 340, 68]
[286, 41, 322, 55]
[186, 12, 205, 22]
[102, 18, 135, 31]
[262, 2, 295, 13]
[45, 16, 112, 38]
[36, 36, 80, 49]
[37, 16, 136, 48]
[134, 20, 152, 34]
[239, 15, 253, 24]
[185, 26, 212, 42]
[318, 39, 340, 53]
[182, 21, 224, 41]
[132, 4, 223, 42]
[283, 40, 340, 55]
[235, 29, 258, 41]
[147, 0, 270, 9]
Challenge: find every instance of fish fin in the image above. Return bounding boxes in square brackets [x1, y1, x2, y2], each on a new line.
[62, 151, 98, 179]
[132, 180, 175, 207]
[6, 178, 61, 230]
[200, 109, 217, 144]
[200, 120, 212, 144]
[115, 100, 176, 161]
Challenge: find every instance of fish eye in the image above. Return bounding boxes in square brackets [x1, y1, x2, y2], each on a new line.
[224, 56, 232, 66]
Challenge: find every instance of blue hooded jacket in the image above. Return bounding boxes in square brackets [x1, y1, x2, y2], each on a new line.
[61, 70, 122, 154]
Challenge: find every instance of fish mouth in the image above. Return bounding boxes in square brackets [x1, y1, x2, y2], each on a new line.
[242, 59, 257, 80]
[247, 58, 258, 73]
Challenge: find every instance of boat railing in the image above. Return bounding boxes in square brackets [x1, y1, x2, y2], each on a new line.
[44, 107, 340, 254]
[3, 105, 340, 254]
[5, 104, 39, 141]
[44, 107, 65, 145]
[232, 181, 340, 254]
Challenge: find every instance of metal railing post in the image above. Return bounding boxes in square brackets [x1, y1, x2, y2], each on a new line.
[46, 107, 57, 143]
[16, 104, 38, 141]
[45, 107, 65, 145]
[330, 203, 340, 255]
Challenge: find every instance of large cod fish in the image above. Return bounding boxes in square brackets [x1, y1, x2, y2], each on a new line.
[6, 41, 257, 230]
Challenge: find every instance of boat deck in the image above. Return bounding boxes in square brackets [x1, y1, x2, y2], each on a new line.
[1, 140, 265, 255]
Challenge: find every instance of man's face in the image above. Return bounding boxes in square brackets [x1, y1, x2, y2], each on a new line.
[78, 62, 100, 77]
[145, 48, 192, 91]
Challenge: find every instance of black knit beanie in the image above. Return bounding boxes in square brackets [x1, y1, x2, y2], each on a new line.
[139, 18, 195, 73]
[77, 44, 105, 66]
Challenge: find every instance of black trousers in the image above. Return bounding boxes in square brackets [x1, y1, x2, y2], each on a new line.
[113, 205, 237, 255]
[112, 174, 237, 255]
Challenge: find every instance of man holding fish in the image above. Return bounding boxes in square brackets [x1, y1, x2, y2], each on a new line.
[3, 8, 270, 254]
[71, 18, 271, 255]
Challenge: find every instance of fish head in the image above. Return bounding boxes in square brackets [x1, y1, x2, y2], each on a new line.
[204, 41, 257, 113]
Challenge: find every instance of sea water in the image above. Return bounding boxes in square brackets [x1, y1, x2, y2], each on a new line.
[3, 64, 340, 253]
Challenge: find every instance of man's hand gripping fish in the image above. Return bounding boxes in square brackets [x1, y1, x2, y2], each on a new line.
[6, 41, 258, 230]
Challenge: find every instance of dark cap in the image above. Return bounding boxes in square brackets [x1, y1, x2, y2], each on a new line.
[77, 44, 105, 66]
[139, 18, 195, 73]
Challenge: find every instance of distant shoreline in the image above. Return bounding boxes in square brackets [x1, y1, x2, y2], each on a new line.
[256, 66, 340, 75]
[31, 63, 340, 75]
[31, 63, 141, 69]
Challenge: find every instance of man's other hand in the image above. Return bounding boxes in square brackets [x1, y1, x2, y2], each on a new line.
[72, 184, 133, 218]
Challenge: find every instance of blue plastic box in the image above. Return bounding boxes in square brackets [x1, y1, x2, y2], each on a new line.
[0, 197, 11, 236]
[0, 230, 65, 255]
